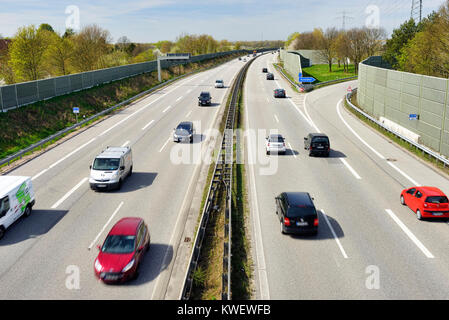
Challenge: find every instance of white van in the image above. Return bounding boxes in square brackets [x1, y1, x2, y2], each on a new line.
[89, 146, 133, 191]
[0, 176, 35, 239]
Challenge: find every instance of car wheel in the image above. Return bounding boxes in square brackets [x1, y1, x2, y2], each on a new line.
[416, 209, 423, 220]
[400, 195, 406, 205]
[280, 221, 285, 234]
[128, 166, 133, 177]
[117, 179, 122, 190]
[146, 242, 150, 252]
[0, 226, 5, 240]
[24, 205, 32, 218]
[190, 136, 193, 144]
[266, 150, 270, 155]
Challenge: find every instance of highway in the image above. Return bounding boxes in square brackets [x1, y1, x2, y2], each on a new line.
[245, 53, 449, 299]
[0, 56, 247, 299]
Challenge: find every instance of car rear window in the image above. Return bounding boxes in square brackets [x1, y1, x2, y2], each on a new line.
[425, 196, 449, 203]
[287, 206, 316, 218]
[312, 137, 329, 144]
[200, 92, 210, 97]
[269, 135, 284, 142]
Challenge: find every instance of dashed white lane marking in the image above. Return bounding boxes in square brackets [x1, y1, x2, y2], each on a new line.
[274, 114, 279, 123]
[287, 142, 296, 159]
[88, 201, 124, 250]
[385, 209, 434, 258]
[159, 137, 171, 153]
[176, 96, 183, 102]
[340, 158, 362, 180]
[142, 120, 155, 130]
[51, 177, 88, 209]
[162, 105, 172, 113]
[185, 110, 192, 118]
[121, 140, 130, 147]
[49, 138, 97, 169]
[321, 209, 349, 259]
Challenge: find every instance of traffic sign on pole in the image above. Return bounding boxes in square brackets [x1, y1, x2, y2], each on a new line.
[298, 72, 316, 83]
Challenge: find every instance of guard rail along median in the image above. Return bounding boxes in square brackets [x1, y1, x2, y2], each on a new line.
[346, 89, 449, 167]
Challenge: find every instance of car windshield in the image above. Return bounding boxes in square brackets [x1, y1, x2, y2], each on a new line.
[312, 137, 329, 144]
[92, 158, 120, 170]
[425, 196, 449, 203]
[287, 206, 316, 218]
[102, 235, 136, 254]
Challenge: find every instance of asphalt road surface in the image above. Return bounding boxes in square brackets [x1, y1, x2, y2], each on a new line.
[245, 53, 449, 300]
[0, 56, 248, 299]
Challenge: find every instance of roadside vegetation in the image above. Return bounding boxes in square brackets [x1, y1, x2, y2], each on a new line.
[0, 52, 241, 162]
[302, 64, 356, 83]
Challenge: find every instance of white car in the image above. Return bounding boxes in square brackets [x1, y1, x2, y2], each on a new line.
[266, 134, 286, 155]
[0, 176, 35, 239]
[215, 80, 224, 88]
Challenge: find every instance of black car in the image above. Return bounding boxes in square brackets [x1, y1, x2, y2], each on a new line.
[274, 88, 286, 98]
[304, 133, 330, 157]
[262, 68, 268, 73]
[198, 91, 212, 106]
[276, 192, 318, 235]
[266, 73, 274, 80]
[173, 121, 194, 143]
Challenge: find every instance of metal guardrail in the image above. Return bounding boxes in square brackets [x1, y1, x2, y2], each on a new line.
[346, 89, 449, 167]
[0, 55, 243, 168]
[180, 52, 267, 300]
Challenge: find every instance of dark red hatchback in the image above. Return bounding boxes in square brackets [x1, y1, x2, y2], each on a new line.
[94, 217, 150, 283]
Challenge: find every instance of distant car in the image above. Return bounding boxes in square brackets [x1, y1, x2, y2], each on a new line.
[266, 73, 274, 80]
[94, 217, 150, 283]
[215, 79, 224, 88]
[400, 187, 449, 220]
[276, 192, 318, 235]
[266, 134, 286, 155]
[243, 58, 247, 62]
[304, 133, 330, 157]
[173, 121, 195, 143]
[238, 57, 242, 61]
[262, 68, 268, 73]
[274, 89, 286, 98]
[198, 91, 212, 106]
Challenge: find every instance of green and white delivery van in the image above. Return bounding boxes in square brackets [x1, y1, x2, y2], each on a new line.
[0, 176, 35, 239]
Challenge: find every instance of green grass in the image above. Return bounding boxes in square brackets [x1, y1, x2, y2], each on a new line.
[302, 64, 356, 83]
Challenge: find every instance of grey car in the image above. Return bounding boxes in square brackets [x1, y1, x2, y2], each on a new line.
[173, 121, 195, 143]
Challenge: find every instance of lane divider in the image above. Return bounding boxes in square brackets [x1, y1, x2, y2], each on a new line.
[321, 209, 348, 259]
[51, 177, 88, 209]
[88, 201, 124, 250]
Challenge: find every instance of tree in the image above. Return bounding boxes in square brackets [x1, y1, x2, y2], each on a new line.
[9, 25, 50, 81]
[285, 32, 300, 49]
[346, 28, 368, 74]
[334, 31, 351, 72]
[316, 27, 338, 72]
[71, 24, 111, 72]
[38, 23, 55, 33]
[132, 49, 155, 63]
[382, 19, 419, 69]
[44, 32, 74, 76]
[364, 27, 387, 57]
[63, 28, 75, 38]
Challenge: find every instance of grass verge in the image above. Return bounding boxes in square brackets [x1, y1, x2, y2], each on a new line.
[302, 64, 356, 83]
[345, 92, 449, 176]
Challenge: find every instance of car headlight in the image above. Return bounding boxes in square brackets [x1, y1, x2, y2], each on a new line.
[94, 259, 102, 272]
[122, 259, 135, 272]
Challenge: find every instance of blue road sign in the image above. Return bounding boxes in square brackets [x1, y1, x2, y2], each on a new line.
[298, 73, 316, 83]
[409, 114, 419, 120]
[73, 107, 79, 114]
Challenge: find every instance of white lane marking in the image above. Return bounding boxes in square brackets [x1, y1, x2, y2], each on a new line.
[274, 114, 279, 123]
[303, 94, 320, 132]
[187, 89, 192, 94]
[88, 201, 124, 250]
[162, 105, 172, 113]
[142, 119, 155, 130]
[321, 209, 348, 259]
[244, 81, 270, 300]
[159, 137, 171, 152]
[49, 138, 96, 169]
[266, 97, 270, 102]
[185, 110, 192, 118]
[121, 140, 130, 147]
[51, 177, 88, 209]
[176, 96, 183, 102]
[287, 142, 296, 159]
[340, 158, 362, 180]
[385, 209, 434, 258]
[337, 99, 421, 186]
[32, 169, 48, 181]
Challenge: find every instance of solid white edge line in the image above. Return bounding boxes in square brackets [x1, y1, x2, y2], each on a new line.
[321, 209, 348, 259]
[159, 137, 171, 153]
[387, 161, 421, 187]
[385, 209, 434, 258]
[245, 73, 270, 300]
[340, 158, 362, 180]
[287, 142, 296, 159]
[51, 177, 88, 209]
[303, 94, 320, 132]
[32, 168, 48, 181]
[142, 119, 155, 131]
[88, 201, 124, 250]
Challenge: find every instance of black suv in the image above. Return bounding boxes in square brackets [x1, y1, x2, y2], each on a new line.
[198, 91, 212, 106]
[262, 68, 268, 73]
[275, 192, 318, 235]
[266, 73, 274, 80]
[304, 133, 330, 157]
[274, 89, 286, 98]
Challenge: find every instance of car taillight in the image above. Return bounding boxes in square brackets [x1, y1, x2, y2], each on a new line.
[268, 143, 270, 146]
[314, 218, 319, 226]
[284, 217, 291, 226]
[309, 146, 312, 150]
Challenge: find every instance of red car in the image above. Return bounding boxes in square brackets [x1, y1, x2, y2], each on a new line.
[400, 186, 449, 220]
[94, 217, 150, 283]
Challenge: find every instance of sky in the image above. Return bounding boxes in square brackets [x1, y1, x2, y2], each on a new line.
[0, 0, 446, 43]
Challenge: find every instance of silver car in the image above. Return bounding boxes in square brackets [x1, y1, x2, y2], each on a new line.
[266, 134, 286, 155]
[173, 121, 195, 143]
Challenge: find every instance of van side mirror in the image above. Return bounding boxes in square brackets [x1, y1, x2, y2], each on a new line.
[89, 165, 92, 169]
[120, 166, 125, 170]
[304, 137, 307, 140]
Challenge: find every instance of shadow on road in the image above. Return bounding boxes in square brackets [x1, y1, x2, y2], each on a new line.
[0, 209, 69, 245]
[110, 172, 158, 194]
[289, 210, 345, 240]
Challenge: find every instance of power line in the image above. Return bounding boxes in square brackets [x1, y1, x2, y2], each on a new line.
[336, 10, 354, 30]
[411, 0, 423, 22]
